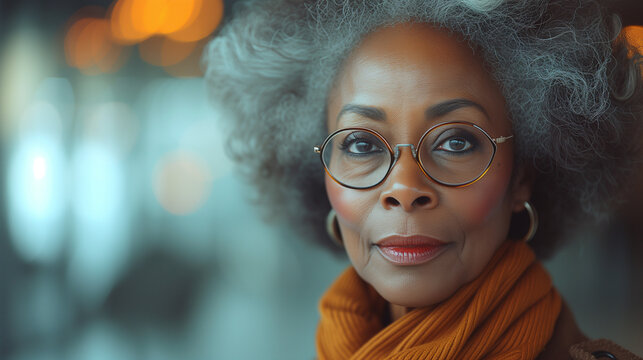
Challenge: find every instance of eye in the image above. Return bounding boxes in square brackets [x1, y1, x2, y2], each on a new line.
[436, 137, 473, 153]
[339, 132, 385, 155]
[348, 140, 379, 154]
[430, 127, 481, 154]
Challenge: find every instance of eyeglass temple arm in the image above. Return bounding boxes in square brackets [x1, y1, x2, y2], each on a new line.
[492, 135, 513, 144]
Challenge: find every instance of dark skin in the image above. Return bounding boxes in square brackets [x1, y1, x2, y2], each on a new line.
[325, 23, 532, 322]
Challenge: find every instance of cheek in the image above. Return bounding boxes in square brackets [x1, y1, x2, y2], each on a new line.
[455, 157, 513, 225]
[325, 175, 371, 230]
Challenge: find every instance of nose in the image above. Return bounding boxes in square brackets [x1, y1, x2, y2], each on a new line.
[379, 146, 439, 212]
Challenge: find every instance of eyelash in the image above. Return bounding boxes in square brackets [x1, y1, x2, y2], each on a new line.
[335, 128, 480, 157]
[339, 134, 382, 155]
[432, 131, 479, 154]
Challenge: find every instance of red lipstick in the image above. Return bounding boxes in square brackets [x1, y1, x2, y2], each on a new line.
[375, 235, 449, 266]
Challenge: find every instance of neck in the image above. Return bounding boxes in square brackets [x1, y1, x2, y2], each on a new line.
[389, 303, 413, 323]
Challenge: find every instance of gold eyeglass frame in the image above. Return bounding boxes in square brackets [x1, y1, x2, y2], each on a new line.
[313, 121, 513, 190]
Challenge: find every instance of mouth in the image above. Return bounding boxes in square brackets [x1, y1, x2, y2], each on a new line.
[374, 235, 450, 266]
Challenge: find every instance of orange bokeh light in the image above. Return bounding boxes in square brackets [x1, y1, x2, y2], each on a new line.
[156, 0, 199, 35]
[110, 0, 215, 43]
[88, 20, 111, 66]
[65, 17, 94, 68]
[167, 0, 223, 43]
[109, 0, 149, 44]
[66, 0, 223, 76]
[130, 0, 166, 36]
[65, 16, 126, 75]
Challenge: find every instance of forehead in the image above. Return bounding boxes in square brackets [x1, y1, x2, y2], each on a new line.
[328, 23, 509, 132]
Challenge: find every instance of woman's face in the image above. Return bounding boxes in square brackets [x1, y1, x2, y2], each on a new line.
[325, 23, 531, 308]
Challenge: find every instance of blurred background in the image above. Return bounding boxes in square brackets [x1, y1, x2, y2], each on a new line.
[0, 1, 641, 359]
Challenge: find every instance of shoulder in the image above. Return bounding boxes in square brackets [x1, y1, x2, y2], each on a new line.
[536, 301, 642, 360]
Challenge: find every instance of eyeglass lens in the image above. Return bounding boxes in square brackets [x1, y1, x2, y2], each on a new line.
[321, 123, 495, 188]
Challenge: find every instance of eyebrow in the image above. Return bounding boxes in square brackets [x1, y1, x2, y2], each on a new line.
[336, 98, 489, 124]
[425, 98, 489, 120]
[336, 104, 386, 123]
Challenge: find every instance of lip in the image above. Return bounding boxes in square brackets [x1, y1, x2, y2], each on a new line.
[375, 235, 450, 266]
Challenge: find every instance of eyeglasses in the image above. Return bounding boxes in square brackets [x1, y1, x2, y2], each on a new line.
[313, 121, 513, 189]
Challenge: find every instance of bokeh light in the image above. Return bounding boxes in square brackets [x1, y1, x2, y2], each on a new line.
[32, 156, 47, 180]
[153, 150, 213, 215]
[5, 76, 72, 267]
[66, 0, 223, 76]
[0, 25, 52, 139]
[7, 101, 67, 265]
[83, 102, 139, 154]
[109, 0, 149, 44]
[65, 15, 127, 75]
[68, 139, 130, 308]
[166, 0, 223, 43]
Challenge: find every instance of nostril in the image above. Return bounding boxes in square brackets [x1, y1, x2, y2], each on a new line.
[413, 196, 431, 207]
[385, 197, 400, 207]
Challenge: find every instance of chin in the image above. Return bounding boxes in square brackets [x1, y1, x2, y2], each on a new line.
[380, 291, 451, 308]
[372, 275, 461, 308]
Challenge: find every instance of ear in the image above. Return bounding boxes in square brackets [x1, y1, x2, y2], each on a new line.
[510, 163, 533, 212]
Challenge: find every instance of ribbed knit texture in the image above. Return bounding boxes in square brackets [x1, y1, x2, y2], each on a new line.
[316, 240, 562, 360]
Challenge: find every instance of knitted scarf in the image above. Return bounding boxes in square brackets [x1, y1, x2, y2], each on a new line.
[316, 240, 561, 360]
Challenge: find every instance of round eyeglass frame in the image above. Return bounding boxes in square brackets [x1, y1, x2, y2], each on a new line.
[313, 121, 514, 190]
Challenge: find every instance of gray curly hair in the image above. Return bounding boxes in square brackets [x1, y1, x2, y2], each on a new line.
[204, 0, 642, 258]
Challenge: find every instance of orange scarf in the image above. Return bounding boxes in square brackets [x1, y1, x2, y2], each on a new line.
[316, 240, 561, 360]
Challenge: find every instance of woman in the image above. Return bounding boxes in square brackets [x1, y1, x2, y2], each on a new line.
[204, 0, 642, 358]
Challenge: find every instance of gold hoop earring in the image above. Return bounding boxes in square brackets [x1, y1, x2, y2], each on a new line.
[326, 209, 343, 247]
[522, 201, 538, 242]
